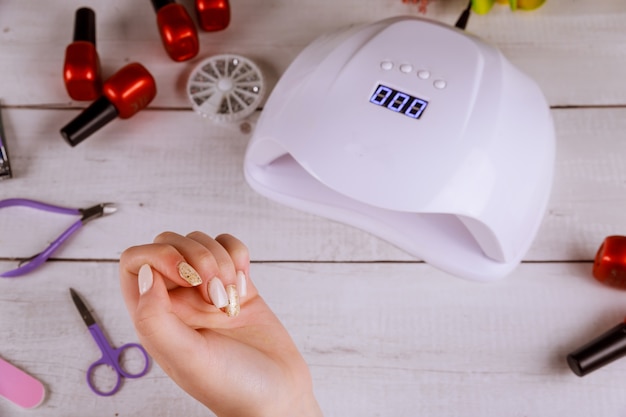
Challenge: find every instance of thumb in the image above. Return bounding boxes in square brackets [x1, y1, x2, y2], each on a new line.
[134, 265, 205, 371]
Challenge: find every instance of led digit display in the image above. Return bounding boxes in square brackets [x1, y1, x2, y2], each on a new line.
[369, 84, 428, 119]
[388, 92, 410, 112]
[371, 85, 393, 105]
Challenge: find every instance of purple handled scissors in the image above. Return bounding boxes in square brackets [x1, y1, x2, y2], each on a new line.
[0, 198, 117, 278]
[70, 288, 150, 396]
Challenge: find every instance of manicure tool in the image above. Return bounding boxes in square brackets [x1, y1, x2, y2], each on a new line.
[70, 288, 150, 396]
[0, 356, 46, 409]
[0, 107, 12, 180]
[0, 199, 117, 278]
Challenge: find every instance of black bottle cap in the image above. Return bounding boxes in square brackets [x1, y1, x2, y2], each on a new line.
[73, 7, 96, 45]
[60, 96, 118, 147]
[567, 322, 626, 377]
[150, 0, 176, 12]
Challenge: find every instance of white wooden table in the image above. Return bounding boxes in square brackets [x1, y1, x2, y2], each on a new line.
[1, 1, 626, 415]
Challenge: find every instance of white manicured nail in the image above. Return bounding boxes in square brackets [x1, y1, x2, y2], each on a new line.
[209, 278, 228, 308]
[237, 270, 247, 298]
[138, 264, 153, 295]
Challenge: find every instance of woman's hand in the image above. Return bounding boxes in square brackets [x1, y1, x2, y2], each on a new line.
[119, 231, 323, 417]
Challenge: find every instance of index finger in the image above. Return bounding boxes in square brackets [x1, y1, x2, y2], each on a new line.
[119, 242, 192, 317]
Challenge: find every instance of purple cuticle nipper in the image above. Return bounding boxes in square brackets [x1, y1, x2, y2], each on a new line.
[0, 198, 117, 277]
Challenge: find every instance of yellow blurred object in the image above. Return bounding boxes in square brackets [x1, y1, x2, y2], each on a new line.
[511, 0, 546, 10]
[472, 0, 495, 14]
[471, 0, 545, 14]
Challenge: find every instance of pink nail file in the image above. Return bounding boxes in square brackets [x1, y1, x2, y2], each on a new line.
[0, 357, 46, 409]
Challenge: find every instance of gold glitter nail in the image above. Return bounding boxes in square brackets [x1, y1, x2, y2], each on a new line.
[178, 262, 202, 286]
[224, 284, 240, 317]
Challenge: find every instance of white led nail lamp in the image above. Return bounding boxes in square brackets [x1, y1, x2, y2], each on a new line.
[243, 16, 555, 281]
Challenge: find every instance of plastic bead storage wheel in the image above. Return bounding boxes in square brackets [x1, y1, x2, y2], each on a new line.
[187, 54, 265, 123]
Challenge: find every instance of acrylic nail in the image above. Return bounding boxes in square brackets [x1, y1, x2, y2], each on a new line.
[236, 270, 248, 298]
[225, 284, 240, 317]
[209, 278, 228, 308]
[138, 264, 154, 295]
[177, 261, 203, 286]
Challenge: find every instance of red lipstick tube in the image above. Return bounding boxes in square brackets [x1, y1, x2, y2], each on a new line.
[195, 0, 230, 32]
[63, 7, 102, 101]
[151, 0, 199, 62]
[60, 63, 157, 147]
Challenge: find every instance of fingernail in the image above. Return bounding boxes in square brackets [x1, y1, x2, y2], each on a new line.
[237, 270, 248, 298]
[209, 278, 228, 308]
[178, 261, 203, 286]
[225, 284, 240, 317]
[138, 264, 153, 295]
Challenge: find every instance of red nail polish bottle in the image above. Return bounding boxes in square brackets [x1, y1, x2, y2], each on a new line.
[195, 0, 230, 32]
[60, 63, 157, 147]
[63, 7, 102, 101]
[567, 318, 626, 376]
[592, 236, 626, 289]
[151, 0, 199, 62]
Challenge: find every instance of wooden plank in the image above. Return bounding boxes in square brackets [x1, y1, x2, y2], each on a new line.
[1, 260, 624, 416]
[468, 1, 626, 106]
[1, 106, 625, 264]
[0, 0, 624, 107]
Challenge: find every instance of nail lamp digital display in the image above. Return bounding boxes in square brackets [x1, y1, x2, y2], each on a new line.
[370, 84, 428, 119]
[244, 16, 555, 281]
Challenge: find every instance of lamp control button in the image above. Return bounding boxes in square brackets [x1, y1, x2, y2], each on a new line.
[381, 61, 393, 70]
[434, 79, 447, 89]
[399, 64, 413, 73]
[417, 70, 430, 79]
